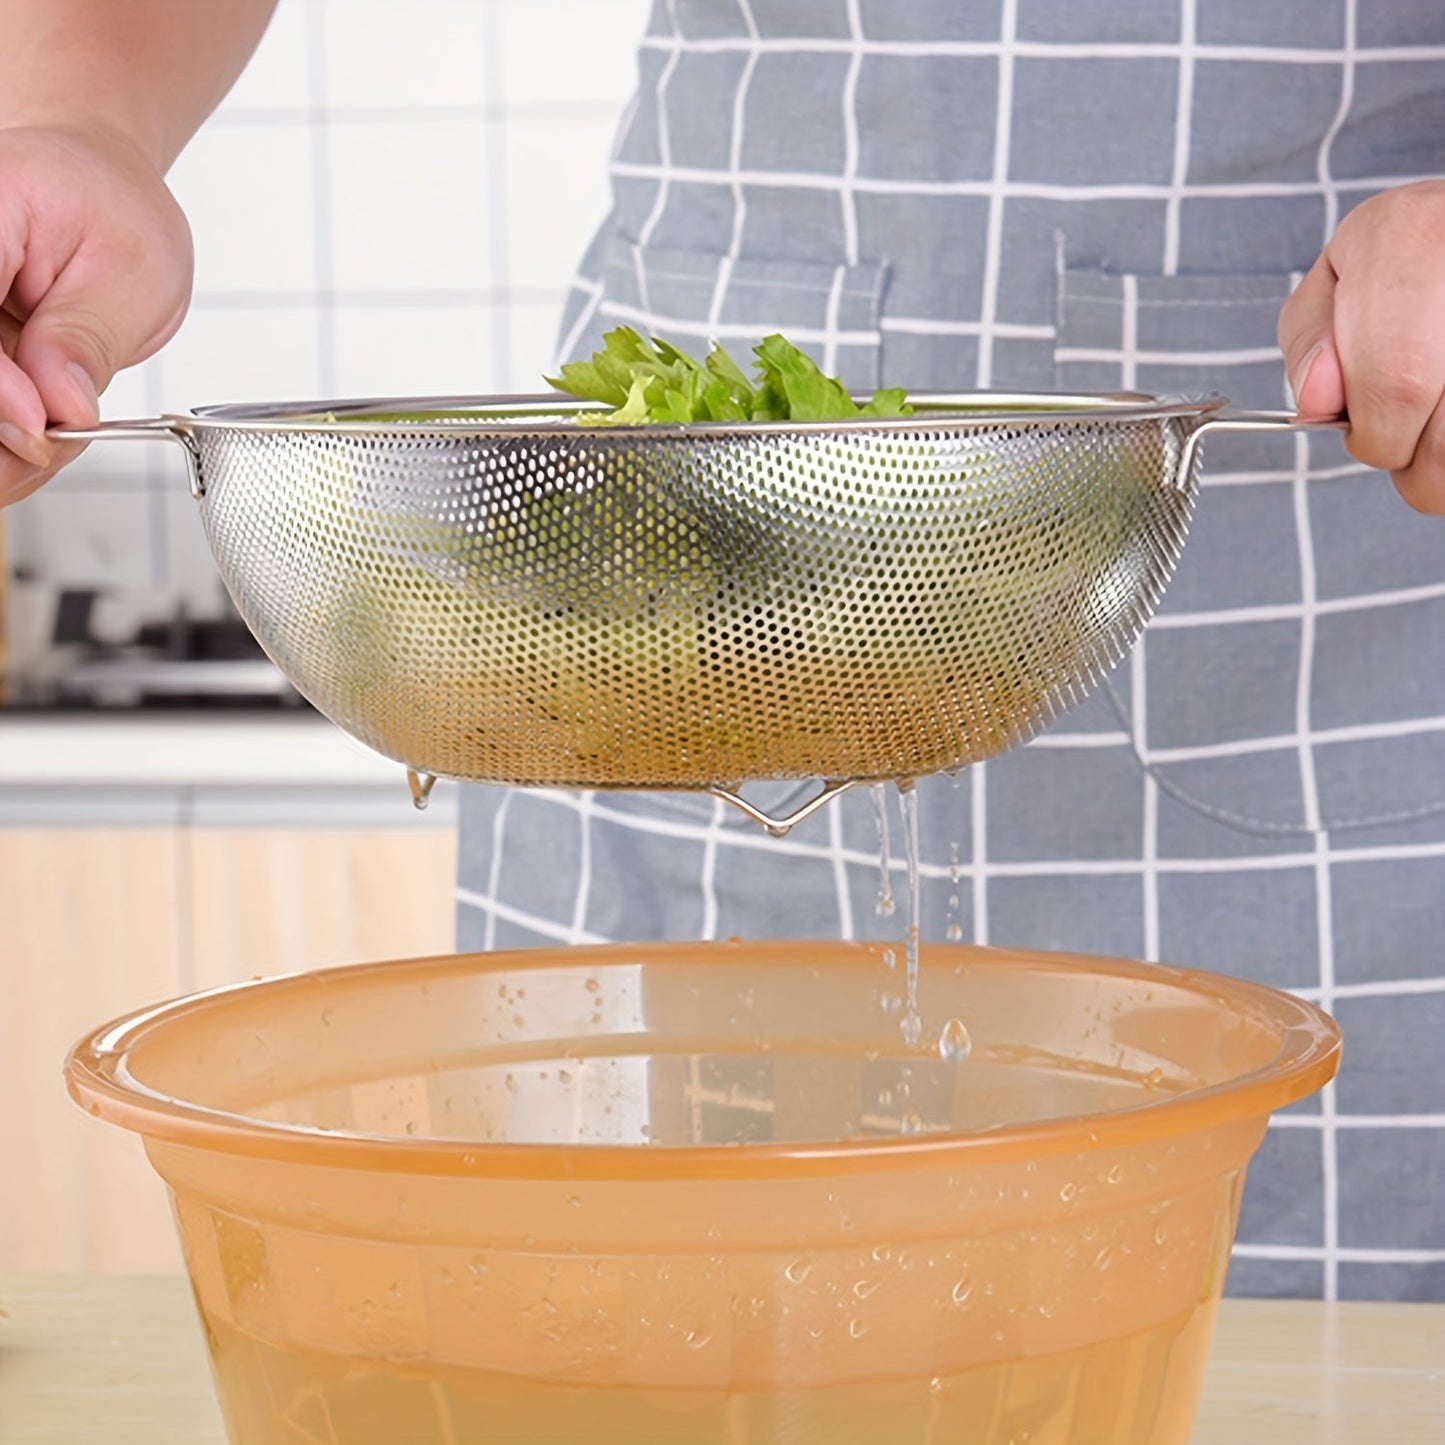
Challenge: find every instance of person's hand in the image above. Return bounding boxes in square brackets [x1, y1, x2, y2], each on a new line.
[0, 123, 193, 507]
[1279, 179, 1445, 515]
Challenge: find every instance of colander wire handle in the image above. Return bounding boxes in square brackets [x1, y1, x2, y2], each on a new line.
[1183, 406, 1348, 477]
[1199, 407, 1348, 432]
[46, 416, 204, 498]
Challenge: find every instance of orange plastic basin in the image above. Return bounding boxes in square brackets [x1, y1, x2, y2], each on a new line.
[67, 940, 1339, 1444]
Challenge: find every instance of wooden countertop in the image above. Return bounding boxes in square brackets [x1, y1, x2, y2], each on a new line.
[1, 1275, 1441, 1442]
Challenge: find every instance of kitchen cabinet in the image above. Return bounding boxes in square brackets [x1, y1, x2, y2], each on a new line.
[0, 825, 457, 1273]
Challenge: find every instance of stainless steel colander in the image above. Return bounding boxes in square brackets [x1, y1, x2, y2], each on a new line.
[53, 394, 1340, 832]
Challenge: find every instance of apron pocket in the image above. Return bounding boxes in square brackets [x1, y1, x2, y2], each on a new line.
[1055, 264, 1445, 836]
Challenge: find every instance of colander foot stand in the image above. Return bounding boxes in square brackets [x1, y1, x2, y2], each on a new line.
[407, 770, 438, 809]
[708, 780, 858, 837]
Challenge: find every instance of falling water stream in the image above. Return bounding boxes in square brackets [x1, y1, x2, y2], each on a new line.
[869, 785, 896, 919]
[895, 782, 924, 1050]
[869, 781, 974, 1080]
[870, 782, 926, 1053]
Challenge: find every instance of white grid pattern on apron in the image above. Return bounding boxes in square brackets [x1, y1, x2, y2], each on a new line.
[458, 0, 1445, 1302]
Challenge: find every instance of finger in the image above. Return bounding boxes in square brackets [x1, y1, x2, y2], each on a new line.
[1330, 218, 1445, 476]
[0, 214, 53, 474]
[1295, 340, 1346, 421]
[0, 441, 80, 509]
[0, 279, 82, 502]
[1279, 254, 1347, 416]
[14, 236, 192, 432]
[1390, 388, 1445, 515]
[0, 349, 54, 472]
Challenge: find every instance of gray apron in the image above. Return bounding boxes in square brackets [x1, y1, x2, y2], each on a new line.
[460, 0, 1445, 1302]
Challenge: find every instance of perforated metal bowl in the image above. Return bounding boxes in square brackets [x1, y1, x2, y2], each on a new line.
[53, 394, 1333, 830]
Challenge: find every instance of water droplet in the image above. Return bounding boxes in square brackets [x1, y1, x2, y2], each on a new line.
[871, 1244, 892, 1263]
[881, 993, 902, 1014]
[938, 1017, 972, 1063]
[684, 1326, 712, 1350]
[785, 1257, 813, 1284]
[1154, 1221, 1169, 1246]
[404, 1120, 417, 1136]
[901, 1109, 924, 1135]
[1094, 1245, 1115, 1271]
[567, 1196, 581, 1209]
[882, 948, 898, 972]
[320, 1009, 333, 1026]
[945, 923, 964, 942]
[871, 784, 895, 916]
[504, 1074, 517, 1096]
[1106, 1163, 1124, 1184]
[878, 1087, 894, 1108]
[852, 1277, 879, 1300]
[585, 978, 600, 994]
[847, 1316, 868, 1339]
[929, 1376, 945, 1397]
[951, 1277, 972, 1306]
[1059, 1181, 1078, 1203]
[558, 1069, 573, 1085]
[900, 1013, 923, 1048]
[1144, 1066, 1165, 1089]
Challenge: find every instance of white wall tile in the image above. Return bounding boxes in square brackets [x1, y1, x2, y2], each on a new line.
[98, 362, 158, 421]
[505, 297, 573, 391]
[5, 491, 157, 592]
[327, 120, 494, 290]
[502, 113, 617, 292]
[157, 309, 323, 410]
[160, 492, 230, 611]
[214, 0, 314, 115]
[42, 443, 152, 497]
[168, 123, 320, 295]
[321, 0, 491, 109]
[331, 302, 501, 398]
[496, 0, 650, 107]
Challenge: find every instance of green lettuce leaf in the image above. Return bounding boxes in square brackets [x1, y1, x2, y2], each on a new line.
[547, 326, 913, 425]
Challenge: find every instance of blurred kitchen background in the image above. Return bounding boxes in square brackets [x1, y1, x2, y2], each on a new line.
[2, 0, 646, 713]
[1, 0, 650, 1274]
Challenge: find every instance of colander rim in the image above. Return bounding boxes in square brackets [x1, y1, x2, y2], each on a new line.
[168, 390, 1229, 438]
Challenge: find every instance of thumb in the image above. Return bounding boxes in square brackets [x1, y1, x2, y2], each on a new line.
[15, 255, 190, 430]
[1279, 254, 1347, 418]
